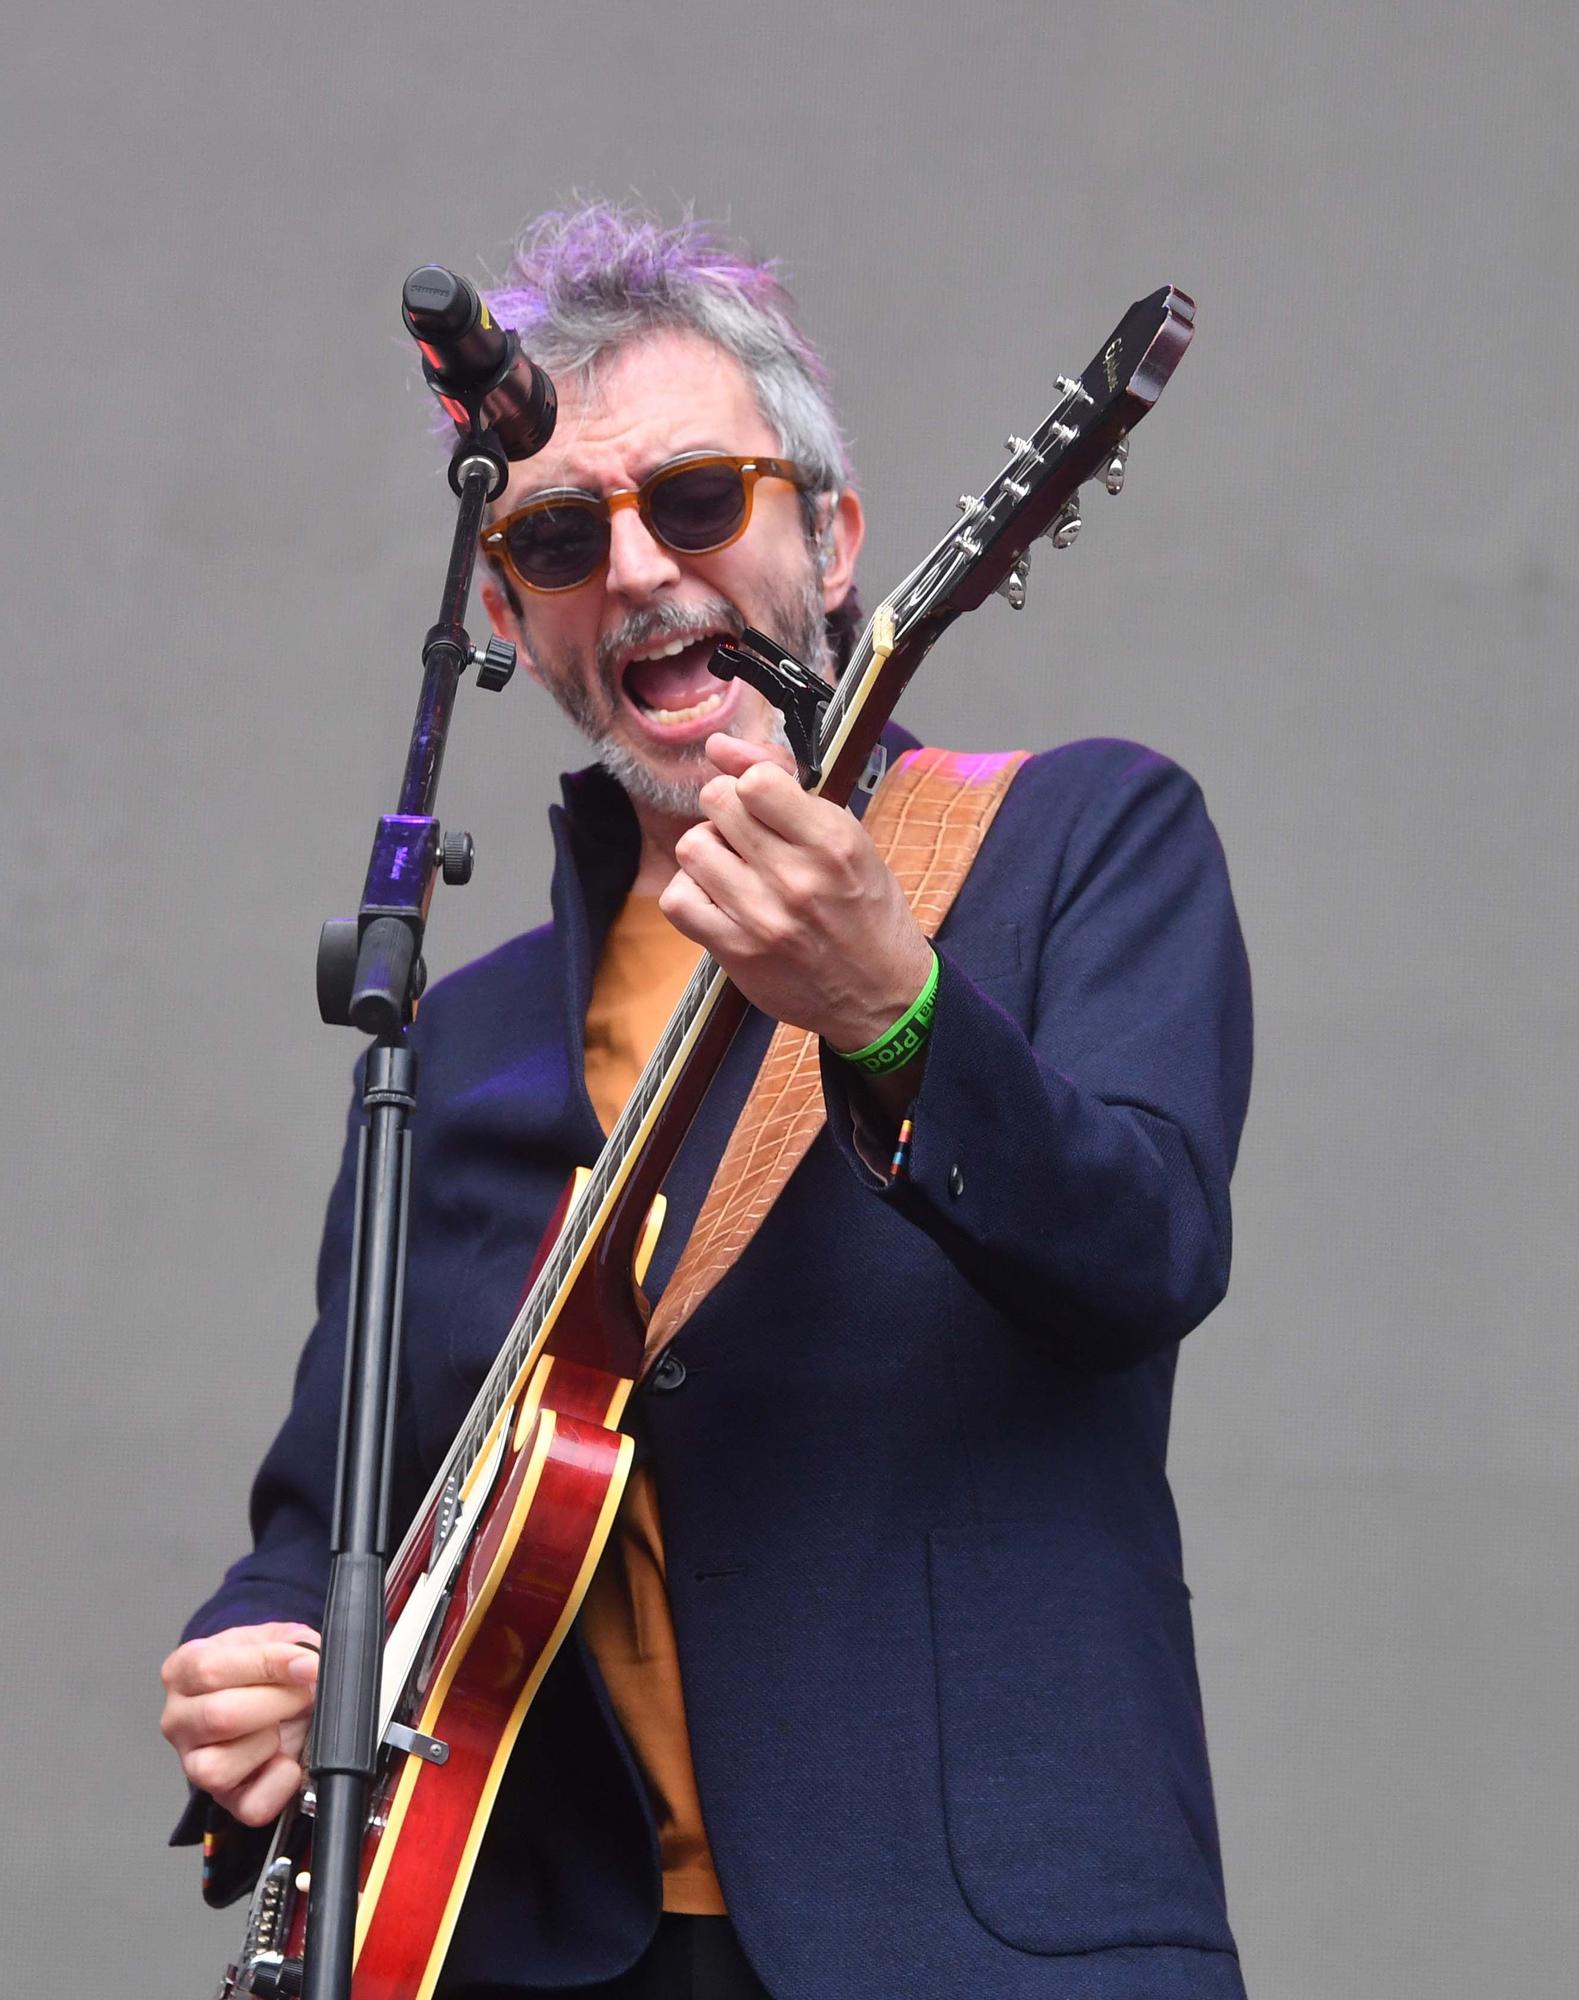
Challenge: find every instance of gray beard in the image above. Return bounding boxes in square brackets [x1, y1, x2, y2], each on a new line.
[592, 710, 796, 817]
[532, 569, 831, 819]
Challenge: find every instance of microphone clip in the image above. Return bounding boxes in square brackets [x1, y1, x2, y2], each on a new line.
[445, 424, 510, 502]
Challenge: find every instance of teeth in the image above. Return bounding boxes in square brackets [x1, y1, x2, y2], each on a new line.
[628, 632, 716, 666]
[620, 629, 729, 726]
[645, 688, 726, 725]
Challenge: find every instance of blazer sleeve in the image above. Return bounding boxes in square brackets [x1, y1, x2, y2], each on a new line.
[823, 744, 1253, 1369]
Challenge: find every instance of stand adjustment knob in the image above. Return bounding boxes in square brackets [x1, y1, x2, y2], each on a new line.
[441, 829, 475, 886]
[247, 1955, 304, 1997]
[316, 918, 360, 1026]
[471, 636, 517, 691]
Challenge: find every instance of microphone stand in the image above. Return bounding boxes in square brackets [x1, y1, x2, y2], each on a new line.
[299, 417, 520, 2000]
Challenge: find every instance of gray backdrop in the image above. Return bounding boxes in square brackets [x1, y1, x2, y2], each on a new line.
[4, 3, 1575, 1994]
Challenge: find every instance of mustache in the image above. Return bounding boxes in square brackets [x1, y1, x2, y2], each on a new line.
[594, 597, 743, 683]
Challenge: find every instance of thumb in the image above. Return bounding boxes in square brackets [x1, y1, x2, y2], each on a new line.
[706, 731, 796, 779]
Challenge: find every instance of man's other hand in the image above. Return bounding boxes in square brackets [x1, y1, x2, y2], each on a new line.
[662, 732, 933, 1055]
[160, 1622, 320, 1827]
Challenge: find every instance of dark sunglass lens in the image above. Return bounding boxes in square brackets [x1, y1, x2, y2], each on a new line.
[648, 465, 748, 552]
[507, 502, 607, 588]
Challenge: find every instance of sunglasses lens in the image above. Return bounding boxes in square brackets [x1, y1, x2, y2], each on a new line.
[647, 463, 749, 552]
[505, 501, 609, 590]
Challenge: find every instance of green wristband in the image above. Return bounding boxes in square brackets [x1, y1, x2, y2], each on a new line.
[835, 950, 940, 1077]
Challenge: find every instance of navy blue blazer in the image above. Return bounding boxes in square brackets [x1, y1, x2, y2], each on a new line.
[179, 731, 1253, 1999]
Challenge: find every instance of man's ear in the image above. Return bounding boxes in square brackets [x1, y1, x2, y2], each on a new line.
[818, 487, 865, 615]
[479, 570, 545, 686]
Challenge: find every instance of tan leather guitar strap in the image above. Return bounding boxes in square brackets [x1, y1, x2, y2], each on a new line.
[642, 745, 1030, 1371]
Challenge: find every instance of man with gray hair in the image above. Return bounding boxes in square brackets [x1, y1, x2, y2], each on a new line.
[163, 203, 1253, 1999]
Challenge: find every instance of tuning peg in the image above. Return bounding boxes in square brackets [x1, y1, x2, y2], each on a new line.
[996, 555, 1030, 610]
[1043, 494, 1082, 549]
[954, 494, 988, 555]
[1056, 375, 1094, 409]
[1003, 434, 1033, 456]
[1104, 436, 1129, 495]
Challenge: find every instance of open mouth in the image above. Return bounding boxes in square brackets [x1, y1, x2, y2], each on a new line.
[619, 628, 740, 740]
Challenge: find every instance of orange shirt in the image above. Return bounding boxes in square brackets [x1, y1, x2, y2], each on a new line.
[578, 895, 726, 1916]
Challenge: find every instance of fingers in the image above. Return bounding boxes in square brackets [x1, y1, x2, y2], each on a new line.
[164, 1675, 316, 1752]
[666, 811, 822, 958]
[673, 729, 921, 1048]
[156, 1617, 324, 1827]
[160, 1623, 320, 1813]
[658, 851, 753, 960]
[695, 759, 849, 895]
[706, 753, 821, 844]
[223, 1749, 307, 1830]
[183, 1723, 292, 1799]
[705, 731, 796, 780]
[161, 1624, 320, 1700]
[694, 778, 783, 871]
[672, 820, 759, 918]
[669, 747, 868, 959]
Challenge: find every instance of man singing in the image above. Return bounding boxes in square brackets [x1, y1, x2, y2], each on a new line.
[162, 203, 1253, 1999]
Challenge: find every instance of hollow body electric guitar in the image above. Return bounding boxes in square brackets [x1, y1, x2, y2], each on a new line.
[216, 286, 1195, 2000]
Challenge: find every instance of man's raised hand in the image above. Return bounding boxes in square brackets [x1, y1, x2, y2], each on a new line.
[660, 732, 933, 1055]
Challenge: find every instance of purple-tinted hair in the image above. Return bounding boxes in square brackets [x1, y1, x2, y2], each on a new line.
[482, 203, 852, 501]
[475, 202, 863, 664]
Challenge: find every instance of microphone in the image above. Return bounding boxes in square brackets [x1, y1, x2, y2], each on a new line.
[402, 265, 557, 460]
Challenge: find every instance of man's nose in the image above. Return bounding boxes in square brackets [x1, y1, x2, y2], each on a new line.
[603, 498, 683, 602]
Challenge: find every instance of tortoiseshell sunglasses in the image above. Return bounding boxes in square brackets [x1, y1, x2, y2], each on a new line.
[479, 453, 810, 594]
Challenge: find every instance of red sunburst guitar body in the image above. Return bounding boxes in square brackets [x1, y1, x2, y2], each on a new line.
[215, 1172, 659, 2000]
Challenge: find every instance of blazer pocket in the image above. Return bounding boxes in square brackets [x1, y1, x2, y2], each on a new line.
[927, 1519, 1236, 1957]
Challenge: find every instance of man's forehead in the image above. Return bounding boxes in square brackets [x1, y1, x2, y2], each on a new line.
[503, 329, 768, 501]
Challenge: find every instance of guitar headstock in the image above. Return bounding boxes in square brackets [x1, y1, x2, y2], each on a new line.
[901, 285, 1195, 623]
[807, 285, 1196, 808]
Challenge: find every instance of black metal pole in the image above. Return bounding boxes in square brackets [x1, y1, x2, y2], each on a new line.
[299, 1047, 414, 2000]
[298, 430, 516, 2000]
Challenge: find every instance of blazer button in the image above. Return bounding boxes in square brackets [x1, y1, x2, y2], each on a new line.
[651, 1352, 687, 1392]
[947, 1162, 966, 1199]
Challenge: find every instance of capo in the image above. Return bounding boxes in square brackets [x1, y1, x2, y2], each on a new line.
[708, 625, 833, 788]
